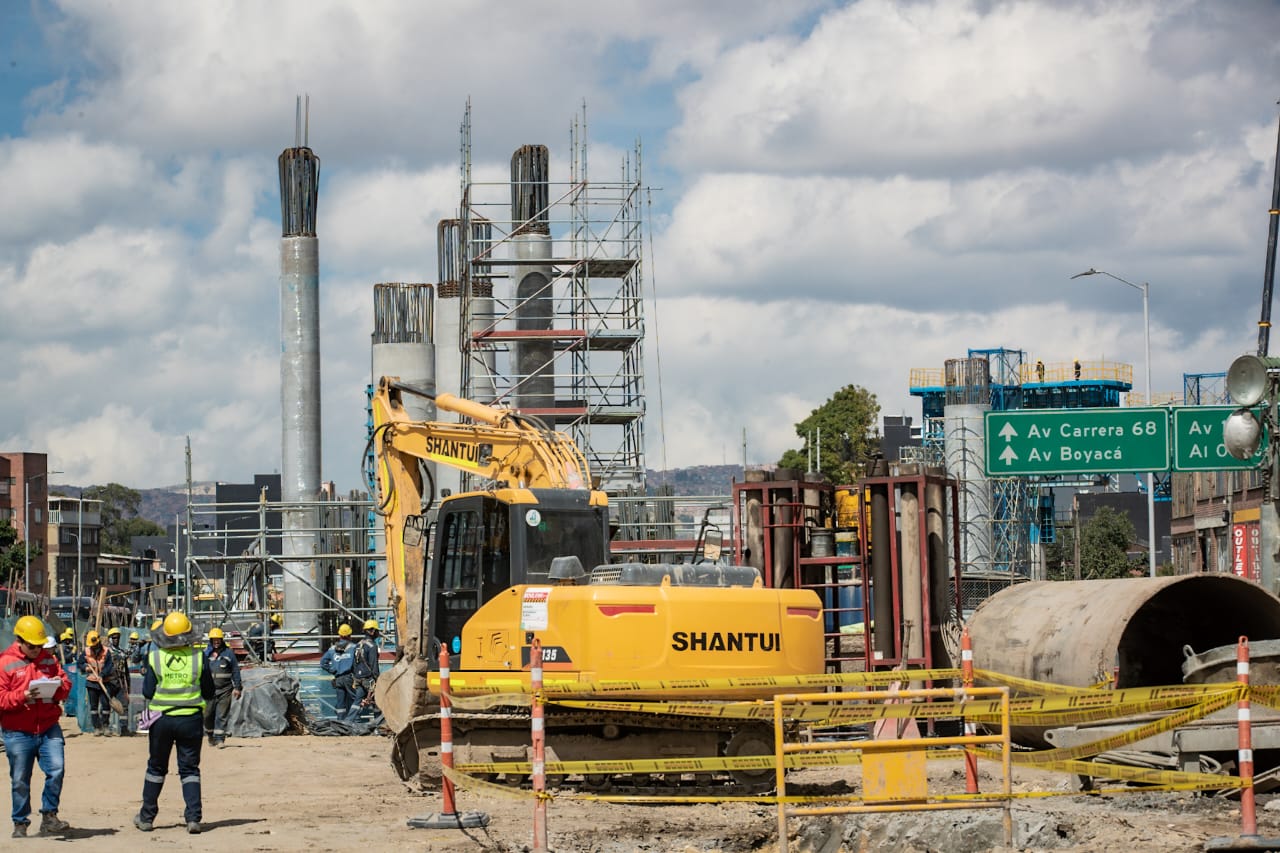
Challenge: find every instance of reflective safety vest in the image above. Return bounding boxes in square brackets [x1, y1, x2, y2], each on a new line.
[148, 648, 205, 716]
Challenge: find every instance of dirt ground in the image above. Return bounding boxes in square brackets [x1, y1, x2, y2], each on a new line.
[7, 727, 1280, 852]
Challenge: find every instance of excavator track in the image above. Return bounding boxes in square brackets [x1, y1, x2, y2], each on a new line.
[399, 707, 783, 796]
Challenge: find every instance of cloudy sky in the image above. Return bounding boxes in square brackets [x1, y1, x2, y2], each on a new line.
[1, 0, 1278, 491]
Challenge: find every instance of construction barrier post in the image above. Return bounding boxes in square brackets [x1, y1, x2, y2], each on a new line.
[1239, 636, 1257, 837]
[961, 627, 979, 794]
[1206, 635, 1280, 850]
[532, 637, 548, 852]
[407, 647, 490, 830]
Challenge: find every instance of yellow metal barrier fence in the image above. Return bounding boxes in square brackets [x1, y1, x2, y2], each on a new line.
[772, 686, 1013, 850]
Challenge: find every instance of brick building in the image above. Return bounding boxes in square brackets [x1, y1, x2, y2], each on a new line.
[0, 451, 53, 593]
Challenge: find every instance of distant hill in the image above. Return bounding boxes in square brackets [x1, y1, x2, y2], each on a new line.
[50, 484, 215, 530]
[645, 465, 744, 496]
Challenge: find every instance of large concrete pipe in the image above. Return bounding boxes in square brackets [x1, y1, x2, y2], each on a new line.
[967, 574, 1280, 689]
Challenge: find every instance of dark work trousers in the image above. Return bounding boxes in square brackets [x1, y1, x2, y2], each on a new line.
[203, 687, 234, 743]
[140, 712, 203, 824]
[85, 684, 110, 732]
[332, 674, 355, 718]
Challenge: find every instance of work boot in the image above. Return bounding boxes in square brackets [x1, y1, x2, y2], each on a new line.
[133, 813, 153, 832]
[12, 822, 29, 838]
[187, 821, 202, 834]
[39, 812, 69, 834]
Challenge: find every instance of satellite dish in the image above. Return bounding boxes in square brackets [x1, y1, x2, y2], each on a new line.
[1223, 409, 1263, 460]
[1227, 354, 1273, 407]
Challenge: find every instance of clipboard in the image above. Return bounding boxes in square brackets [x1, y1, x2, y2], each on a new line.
[29, 677, 61, 700]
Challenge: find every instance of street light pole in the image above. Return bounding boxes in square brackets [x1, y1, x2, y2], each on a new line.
[1071, 268, 1159, 578]
[22, 470, 61, 596]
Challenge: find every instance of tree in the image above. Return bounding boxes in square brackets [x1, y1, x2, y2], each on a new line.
[778, 385, 881, 485]
[1078, 506, 1142, 580]
[0, 519, 24, 588]
[1044, 527, 1075, 581]
[81, 483, 165, 554]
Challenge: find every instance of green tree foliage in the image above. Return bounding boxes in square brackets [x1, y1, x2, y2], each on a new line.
[1044, 527, 1075, 581]
[778, 385, 881, 485]
[82, 483, 165, 554]
[0, 518, 35, 588]
[1078, 506, 1142, 580]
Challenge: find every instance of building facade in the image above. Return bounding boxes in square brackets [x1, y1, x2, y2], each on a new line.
[1169, 468, 1266, 577]
[47, 496, 103, 599]
[0, 451, 52, 593]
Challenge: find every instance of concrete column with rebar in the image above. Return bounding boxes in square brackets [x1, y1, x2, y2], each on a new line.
[278, 96, 323, 635]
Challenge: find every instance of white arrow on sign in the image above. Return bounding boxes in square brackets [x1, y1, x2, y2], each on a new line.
[999, 422, 1018, 442]
[999, 446, 1018, 465]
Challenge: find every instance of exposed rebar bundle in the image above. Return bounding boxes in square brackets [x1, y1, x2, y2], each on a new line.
[279, 96, 320, 238]
[372, 283, 433, 346]
[511, 145, 550, 235]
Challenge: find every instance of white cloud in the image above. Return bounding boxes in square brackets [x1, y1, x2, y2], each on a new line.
[668, 0, 1277, 176]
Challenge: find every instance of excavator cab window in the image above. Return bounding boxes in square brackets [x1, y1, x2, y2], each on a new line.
[433, 505, 487, 652]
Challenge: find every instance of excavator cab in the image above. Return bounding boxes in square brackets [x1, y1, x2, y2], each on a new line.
[425, 488, 609, 664]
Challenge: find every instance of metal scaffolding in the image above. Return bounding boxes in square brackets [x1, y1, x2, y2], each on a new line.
[455, 103, 647, 493]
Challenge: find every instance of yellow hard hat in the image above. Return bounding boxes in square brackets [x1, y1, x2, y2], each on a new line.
[157, 611, 195, 649]
[337, 624, 352, 637]
[129, 631, 140, 640]
[107, 627, 121, 637]
[164, 612, 193, 636]
[60, 628, 75, 642]
[86, 630, 101, 646]
[14, 616, 49, 647]
[270, 613, 283, 626]
[208, 627, 225, 640]
[151, 618, 163, 631]
[362, 619, 379, 632]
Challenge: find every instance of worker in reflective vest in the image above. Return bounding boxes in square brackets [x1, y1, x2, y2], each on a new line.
[133, 612, 214, 836]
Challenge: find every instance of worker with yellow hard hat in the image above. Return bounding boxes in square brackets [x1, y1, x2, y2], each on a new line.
[134, 611, 214, 835]
[131, 619, 163, 670]
[201, 627, 241, 748]
[342, 619, 382, 723]
[56, 628, 76, 668]
[320, 623, 358, 718]
[104, 628, 131, 736]
[0, 616, 73, 837]
[125, 631, 141, 663]
[77, 630, 115, 736]
[246, 613, 283, 662]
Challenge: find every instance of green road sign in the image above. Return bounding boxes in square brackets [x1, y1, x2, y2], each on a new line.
[984, 408, 1170, 475]
[1172, 406, 1267, 471]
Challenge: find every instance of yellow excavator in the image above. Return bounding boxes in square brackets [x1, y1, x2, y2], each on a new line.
[369, 377, 825, 790]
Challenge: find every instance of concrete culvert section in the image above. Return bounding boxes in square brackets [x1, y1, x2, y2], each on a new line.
[967, 574, 1280, 689]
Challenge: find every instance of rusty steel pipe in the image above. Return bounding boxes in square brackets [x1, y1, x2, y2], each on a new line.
[967, 574, 1280, 689]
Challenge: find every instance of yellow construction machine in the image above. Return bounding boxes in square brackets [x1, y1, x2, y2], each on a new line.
[369, 377, 825, 791]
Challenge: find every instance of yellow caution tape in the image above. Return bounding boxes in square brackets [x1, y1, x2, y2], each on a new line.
[545, 683, 1239, 728]
[972, 669, 1116, 696]
[449, 693, 532, 710]
[973, 690, 1239, 767]
[439, 668, 966, 698]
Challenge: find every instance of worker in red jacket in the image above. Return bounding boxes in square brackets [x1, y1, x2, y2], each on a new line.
[0, 616, 73, 838]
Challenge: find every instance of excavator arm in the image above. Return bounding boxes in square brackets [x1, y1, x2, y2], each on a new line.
[369, 376, 593, 642]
